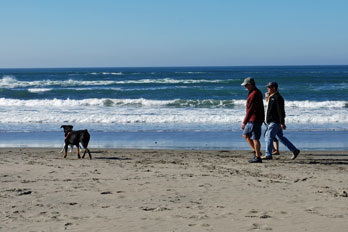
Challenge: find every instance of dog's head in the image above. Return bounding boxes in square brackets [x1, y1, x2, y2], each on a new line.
[61, 125, 73, 134]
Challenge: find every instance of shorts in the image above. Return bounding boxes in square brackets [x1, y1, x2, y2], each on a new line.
[243, 122, 262, 140]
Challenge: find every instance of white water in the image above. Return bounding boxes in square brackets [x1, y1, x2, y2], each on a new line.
[0, 97, 347, 132]
[0, 76, 233, 88]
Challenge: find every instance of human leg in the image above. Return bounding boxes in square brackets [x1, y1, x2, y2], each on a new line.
[276, 126, 297, 152]
[272, 138, 280, 155]
[248, 123, 263, 163]
[253, 139, 261, 157]
[265, 123, 278, 158]
[243, 134, 255, 151]
[242, 122, 256, 152]
[250, 123, 262, 158]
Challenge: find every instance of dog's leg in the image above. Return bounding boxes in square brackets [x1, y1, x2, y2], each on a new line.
[82, 148, 86, 159]
[64, 144, 68, 158]
[60, 143, 65, 153]
[77, 143, 82, 154]
[69, 145, 74, 153]
[81, 147, 91, 159]
[76, 146, 81, 159]
[87, 148, 92, 160]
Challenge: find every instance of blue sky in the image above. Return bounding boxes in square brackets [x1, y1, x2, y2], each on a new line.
[0, 0, 347, 68]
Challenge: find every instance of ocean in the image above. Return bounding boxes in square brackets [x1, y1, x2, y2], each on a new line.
[0, 65, 347, 150]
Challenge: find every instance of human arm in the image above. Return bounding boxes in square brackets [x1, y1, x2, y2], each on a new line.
[243, 92, 256, 125]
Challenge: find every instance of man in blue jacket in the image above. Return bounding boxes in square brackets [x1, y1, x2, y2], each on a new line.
[262, 82, 300, 160]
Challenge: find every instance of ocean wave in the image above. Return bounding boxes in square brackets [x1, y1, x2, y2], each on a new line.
[0, 98, 172, 107]
[310, 83, 348, 91]
[167, 99, 237, 108]
[0, 103, 347, 127]
[0, 98, 243, 108]
[90, 72, 123, 75]
[0, 76, 238, 88]
[0, 97, 347, 129]
[174, 72, 206, 74]
[285, 100, 347, 108]
[28, 88, 53, 93]
[0, 75, 18, 87]
[0, 76, 116, 88]
[0, 98, 346, 109]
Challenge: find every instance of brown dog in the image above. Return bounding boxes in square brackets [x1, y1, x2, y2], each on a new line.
[61, 125, 92, 159]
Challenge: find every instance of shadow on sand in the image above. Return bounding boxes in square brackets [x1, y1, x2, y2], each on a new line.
[94, 157, 131, 161]
[292, 153, 348, 165]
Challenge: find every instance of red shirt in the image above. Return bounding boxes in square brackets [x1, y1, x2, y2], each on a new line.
[243, 87, 265, 124]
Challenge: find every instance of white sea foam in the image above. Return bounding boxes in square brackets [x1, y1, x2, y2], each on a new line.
[102, 72, 123, 75]
[0, 76, 231, 88]
[0, 75, 18, 87]
[28, 88, 53, 93]
[285, 100, 347, 108]
[0, 76, 116, 88]
[0, 98, 345, 109]
[112, 78, 225, 84]
[0, 98, 173, 107]
[90, 72, 123, 75]
[0, 98, 347, 131]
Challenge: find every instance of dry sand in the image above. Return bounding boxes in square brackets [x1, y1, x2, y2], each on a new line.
[1, 148, 347, 231]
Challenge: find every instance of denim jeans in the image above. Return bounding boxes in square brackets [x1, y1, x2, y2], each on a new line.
[265, 122, 297, 157]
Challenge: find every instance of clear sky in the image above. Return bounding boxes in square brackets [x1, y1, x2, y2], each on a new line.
[0, 0, 347, 68]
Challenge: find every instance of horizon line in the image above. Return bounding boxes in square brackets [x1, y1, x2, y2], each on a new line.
[1, 64, 348, 69]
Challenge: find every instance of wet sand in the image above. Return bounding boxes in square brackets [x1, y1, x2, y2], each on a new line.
[1, 148, 347, 231]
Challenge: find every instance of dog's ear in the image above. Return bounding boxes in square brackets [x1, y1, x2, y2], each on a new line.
[61, 125, 73, 130]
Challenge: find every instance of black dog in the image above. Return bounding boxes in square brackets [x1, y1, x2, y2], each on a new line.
[61, 125, 92, 159]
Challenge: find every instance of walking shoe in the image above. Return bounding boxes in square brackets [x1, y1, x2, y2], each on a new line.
[291, 149, 300, 160]
[261, 155, 273, 160]
[272, 150, 280, 155]
[248, 156, 262, 163]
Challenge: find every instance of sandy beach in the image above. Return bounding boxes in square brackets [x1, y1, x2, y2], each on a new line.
[1, 148, 347, 231]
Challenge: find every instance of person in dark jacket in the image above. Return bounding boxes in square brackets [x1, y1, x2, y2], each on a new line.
[262, 82, 300, 160]
[265, 92, 280, 156]
[241, 77, 264, 163]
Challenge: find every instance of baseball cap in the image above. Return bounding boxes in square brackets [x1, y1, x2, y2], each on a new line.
[266, 82, 278, 88]
[241, 77, 255, 86]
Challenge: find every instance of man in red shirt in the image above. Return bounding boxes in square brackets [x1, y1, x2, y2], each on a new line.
[241, 77, 265, 163]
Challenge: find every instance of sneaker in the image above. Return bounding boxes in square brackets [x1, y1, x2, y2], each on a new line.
[249, 156, 262, 163]
[291, 149, 300, 160]
[261, 155, 273, 160]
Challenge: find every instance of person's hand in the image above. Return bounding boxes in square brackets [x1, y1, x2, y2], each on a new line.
[281, 124, 286, 130]
[241, 124, 245, 130]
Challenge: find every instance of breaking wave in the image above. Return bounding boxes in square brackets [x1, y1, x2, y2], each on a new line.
[0, 98, 346, 109]
[0, 76, 237, 88]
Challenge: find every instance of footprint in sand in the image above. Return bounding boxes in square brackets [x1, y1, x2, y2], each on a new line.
[64, 222, 73, 230]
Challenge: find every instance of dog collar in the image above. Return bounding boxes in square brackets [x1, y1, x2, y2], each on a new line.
[65, 132, 71, 139]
